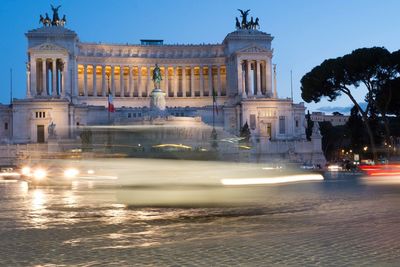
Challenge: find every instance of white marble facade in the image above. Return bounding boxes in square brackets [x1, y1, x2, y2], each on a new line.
[5, 15, 315, 157]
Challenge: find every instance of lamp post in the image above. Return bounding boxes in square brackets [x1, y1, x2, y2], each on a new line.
[106, 72, 112, 150]
[106, 72, 111, 123]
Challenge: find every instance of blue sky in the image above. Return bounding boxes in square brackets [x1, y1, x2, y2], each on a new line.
[1, 0, 400, 113]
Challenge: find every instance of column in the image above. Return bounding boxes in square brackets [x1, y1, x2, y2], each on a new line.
[256, 61, 261, 96]
[208, 65, 213, 96]
[217, 65, 221, 96]
[61, 60, 66, 97]
[147, 66, 151, 96]
[199, 65, 204, 97]
[42, 59, 47, 96]
[138, 66, 142, 97]
[265, 58, 272, 96]
[246, 60, 252, 96]
[173, 66, 178, 97]
[164, 65, 169, 97]
[237, 60, 246, 98]
[182, 66, 186, 97]
[30, 58, 36, 97]
[26, 62, 31, 98]
[92, 65, 97, 96]
[111, 65, 115, 96]
[73, 59, 79, 97]
[83, 64, 88, 97]
[52, 58, 57, 96]
[129, 66, 133, 97]
[102, 65, 106, 96]
[120, 66, 124, 97]
[190, 66, 195, 97]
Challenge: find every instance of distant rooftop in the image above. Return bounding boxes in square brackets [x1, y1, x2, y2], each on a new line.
[140, 39, 164, 46]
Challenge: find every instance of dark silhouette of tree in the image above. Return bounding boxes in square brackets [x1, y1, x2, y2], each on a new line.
[240, 122, 251, 143]
[301, 47, 400, 160]
[210, 128, 218, 150]
[80, 128, 92, 151]
[305, 110, 313, 141]
[346, 106, 367, 154]
[319, 121, 350, 161]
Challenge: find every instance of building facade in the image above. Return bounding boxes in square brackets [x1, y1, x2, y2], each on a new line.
[311, 112, 349, 126]
[0, 8, 325, 164]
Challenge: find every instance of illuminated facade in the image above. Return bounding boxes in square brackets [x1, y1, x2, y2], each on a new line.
[1, 9, 325, 164]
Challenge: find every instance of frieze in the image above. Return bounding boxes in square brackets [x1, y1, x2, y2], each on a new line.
[77, 43, 225, 59]
[30, 42, 68, 52]
[76, 56, 227, 66]
[238, 45, 271, 53]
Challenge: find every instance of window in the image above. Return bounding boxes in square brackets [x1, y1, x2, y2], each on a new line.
[279, 116, 285, 134]
[250, 114, 256, 130]
[128, 113, 131, 118]
[35, 111, 46, 118]
[4, 122, 8, 130]
[296, 120, 299, 128]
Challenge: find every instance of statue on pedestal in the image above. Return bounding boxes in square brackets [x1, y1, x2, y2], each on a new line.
[51, 5, 61, 26]
[152, 64, 162, 89]
[238, 9, 250, 29]
[150, 64, 166, 116]
[48, 122, 57, 139]
[39, 5, 66, 27]
[235, 9, 260, 30]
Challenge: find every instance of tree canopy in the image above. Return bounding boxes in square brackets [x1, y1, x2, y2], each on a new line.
[301, 47, 400, 160]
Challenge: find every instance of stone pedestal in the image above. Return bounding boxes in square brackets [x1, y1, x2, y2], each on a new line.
[150, 88, 166, 117]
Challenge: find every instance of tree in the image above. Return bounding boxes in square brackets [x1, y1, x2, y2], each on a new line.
[319, 121, 350, 161]
[80, 128, 92, 151]
[305, 110, 313, 141]
[301, 47, 399, 160]
[240, 122, 251, 143]
[346, 106, 367, 154]
[376, 77, 400, 117]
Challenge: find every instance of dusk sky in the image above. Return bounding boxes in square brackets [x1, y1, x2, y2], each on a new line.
[1, 0, 400, 113]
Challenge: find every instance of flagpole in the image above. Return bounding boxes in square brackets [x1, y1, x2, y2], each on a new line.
[106, 73, 111, 150]
[212, 102, 215, 128]
[290, 69, 293, 100]
[212, 88, 215, 128]
[107, 73, 110, 124]
[10, 68, 13, 105]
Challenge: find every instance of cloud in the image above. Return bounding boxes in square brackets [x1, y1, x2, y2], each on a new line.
[316, 102, 367, 114]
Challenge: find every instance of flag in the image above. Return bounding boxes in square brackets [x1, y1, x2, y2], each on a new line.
[212, 88, 218, 115]
[108, 92, 115, 112]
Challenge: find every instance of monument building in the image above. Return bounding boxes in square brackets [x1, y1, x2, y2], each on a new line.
[0, 7, 325, 164]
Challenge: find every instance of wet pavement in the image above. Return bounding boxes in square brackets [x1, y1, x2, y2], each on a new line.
[1, 176, 400, 266]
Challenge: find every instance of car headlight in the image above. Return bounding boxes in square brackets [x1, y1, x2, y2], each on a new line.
[64, 168, 79, 178]
[33, 168, 47, 181]
[21, 166, 31, 176]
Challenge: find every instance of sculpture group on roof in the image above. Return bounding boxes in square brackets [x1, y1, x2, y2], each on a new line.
[39, 5, 66, 27]
[236, 9, 259, 30]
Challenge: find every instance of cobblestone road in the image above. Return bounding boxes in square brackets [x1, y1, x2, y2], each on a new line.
[1, 178, 400, 266]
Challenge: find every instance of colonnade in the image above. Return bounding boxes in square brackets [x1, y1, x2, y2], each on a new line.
[28, 57, 66, 97]
[77, 64, 227, 98]
[238, 59, 272, 98]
